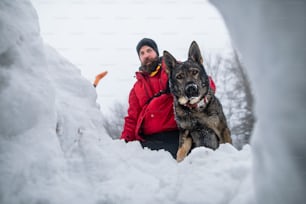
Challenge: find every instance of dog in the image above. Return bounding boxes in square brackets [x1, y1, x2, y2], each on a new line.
[163, 41, 232, 162]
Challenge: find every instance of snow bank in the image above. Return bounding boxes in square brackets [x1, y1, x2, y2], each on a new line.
[211, 0, 306, 203]
[0, 1, 106, 203]
[0, 1, 254, 203]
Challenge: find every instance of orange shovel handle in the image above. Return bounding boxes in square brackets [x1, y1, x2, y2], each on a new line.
[93, 71, 108, 87]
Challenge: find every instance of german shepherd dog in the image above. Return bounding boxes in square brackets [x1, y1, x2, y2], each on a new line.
[163, 41, 232, 162]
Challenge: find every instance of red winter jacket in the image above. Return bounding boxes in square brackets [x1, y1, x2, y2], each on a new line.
[121, 61, 177, 142]
[120, 61, 216, 142]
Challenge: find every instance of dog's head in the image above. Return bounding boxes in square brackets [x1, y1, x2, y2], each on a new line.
[164, 41, 210, 108]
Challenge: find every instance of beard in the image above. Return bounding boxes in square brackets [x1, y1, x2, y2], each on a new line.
[139, 57, 160, 74]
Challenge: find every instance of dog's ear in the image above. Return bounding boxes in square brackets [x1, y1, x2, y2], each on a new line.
[163, 50, 177, 74]
[188, 41, 203, 64]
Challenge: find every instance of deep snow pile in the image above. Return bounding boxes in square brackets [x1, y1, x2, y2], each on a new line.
[0, 1, 254, 204]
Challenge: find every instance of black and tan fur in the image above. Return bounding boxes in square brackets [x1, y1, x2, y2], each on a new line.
[163, 41, 232, 162]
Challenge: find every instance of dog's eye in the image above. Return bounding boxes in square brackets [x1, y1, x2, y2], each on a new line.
[191, 70, 198, 75]
[176, 73, 184, 80]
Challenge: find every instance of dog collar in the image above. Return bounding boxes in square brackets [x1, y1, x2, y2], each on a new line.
[186, 95, 208, 109]
[197, 96, 209, 108]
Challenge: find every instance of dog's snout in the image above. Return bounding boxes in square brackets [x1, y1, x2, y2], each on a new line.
[185, 83, 199, 98]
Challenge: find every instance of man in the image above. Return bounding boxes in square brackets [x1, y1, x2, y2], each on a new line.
[120, 38, 179, 158]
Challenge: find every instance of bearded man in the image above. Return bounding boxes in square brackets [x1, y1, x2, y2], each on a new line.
[120, 38, 179, 158]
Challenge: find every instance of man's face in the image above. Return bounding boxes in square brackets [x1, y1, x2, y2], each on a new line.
[139, 45, 158, 66]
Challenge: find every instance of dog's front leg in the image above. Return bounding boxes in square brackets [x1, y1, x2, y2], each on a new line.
[176, 130, 192, 162]
[197, 114, 222, 142]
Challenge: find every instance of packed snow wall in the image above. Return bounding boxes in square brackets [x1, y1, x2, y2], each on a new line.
[211, 0, 306, 203]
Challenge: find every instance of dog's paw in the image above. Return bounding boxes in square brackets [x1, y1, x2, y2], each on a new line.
[176, 137, 192, 162]
[176, 148, 187, 162]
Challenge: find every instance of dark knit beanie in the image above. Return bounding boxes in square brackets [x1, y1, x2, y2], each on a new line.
[136, 38, 159, 56]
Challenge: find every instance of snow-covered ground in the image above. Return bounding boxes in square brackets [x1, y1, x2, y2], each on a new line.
[0, 1, 255, 204]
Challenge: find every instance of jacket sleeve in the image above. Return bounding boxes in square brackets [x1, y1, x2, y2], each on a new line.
[120, 87, 142, 141]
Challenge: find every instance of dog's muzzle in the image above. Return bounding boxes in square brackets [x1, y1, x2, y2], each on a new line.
[185, 83, 199, 98]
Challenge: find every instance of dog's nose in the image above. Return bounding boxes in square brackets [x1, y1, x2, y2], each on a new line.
[185, 83, 199, 98]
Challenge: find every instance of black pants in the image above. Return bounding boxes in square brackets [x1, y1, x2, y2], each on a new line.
[140, 130, 179, 159]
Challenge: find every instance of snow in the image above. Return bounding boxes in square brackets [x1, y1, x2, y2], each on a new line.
[0, 1, 255, 204]
[211, 0, 306, 203]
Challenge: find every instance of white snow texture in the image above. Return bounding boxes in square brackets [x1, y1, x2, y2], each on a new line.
[0, 1, 253, 204]
[211, 0, 306, 203]
[1, 0, 305, 204]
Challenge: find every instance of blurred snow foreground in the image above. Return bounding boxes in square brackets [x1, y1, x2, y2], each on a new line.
[0, 1, 255, 204]
[211, 0, 306, 204]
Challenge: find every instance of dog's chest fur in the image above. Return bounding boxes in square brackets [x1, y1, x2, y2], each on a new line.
[174, 95, 216, 130]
